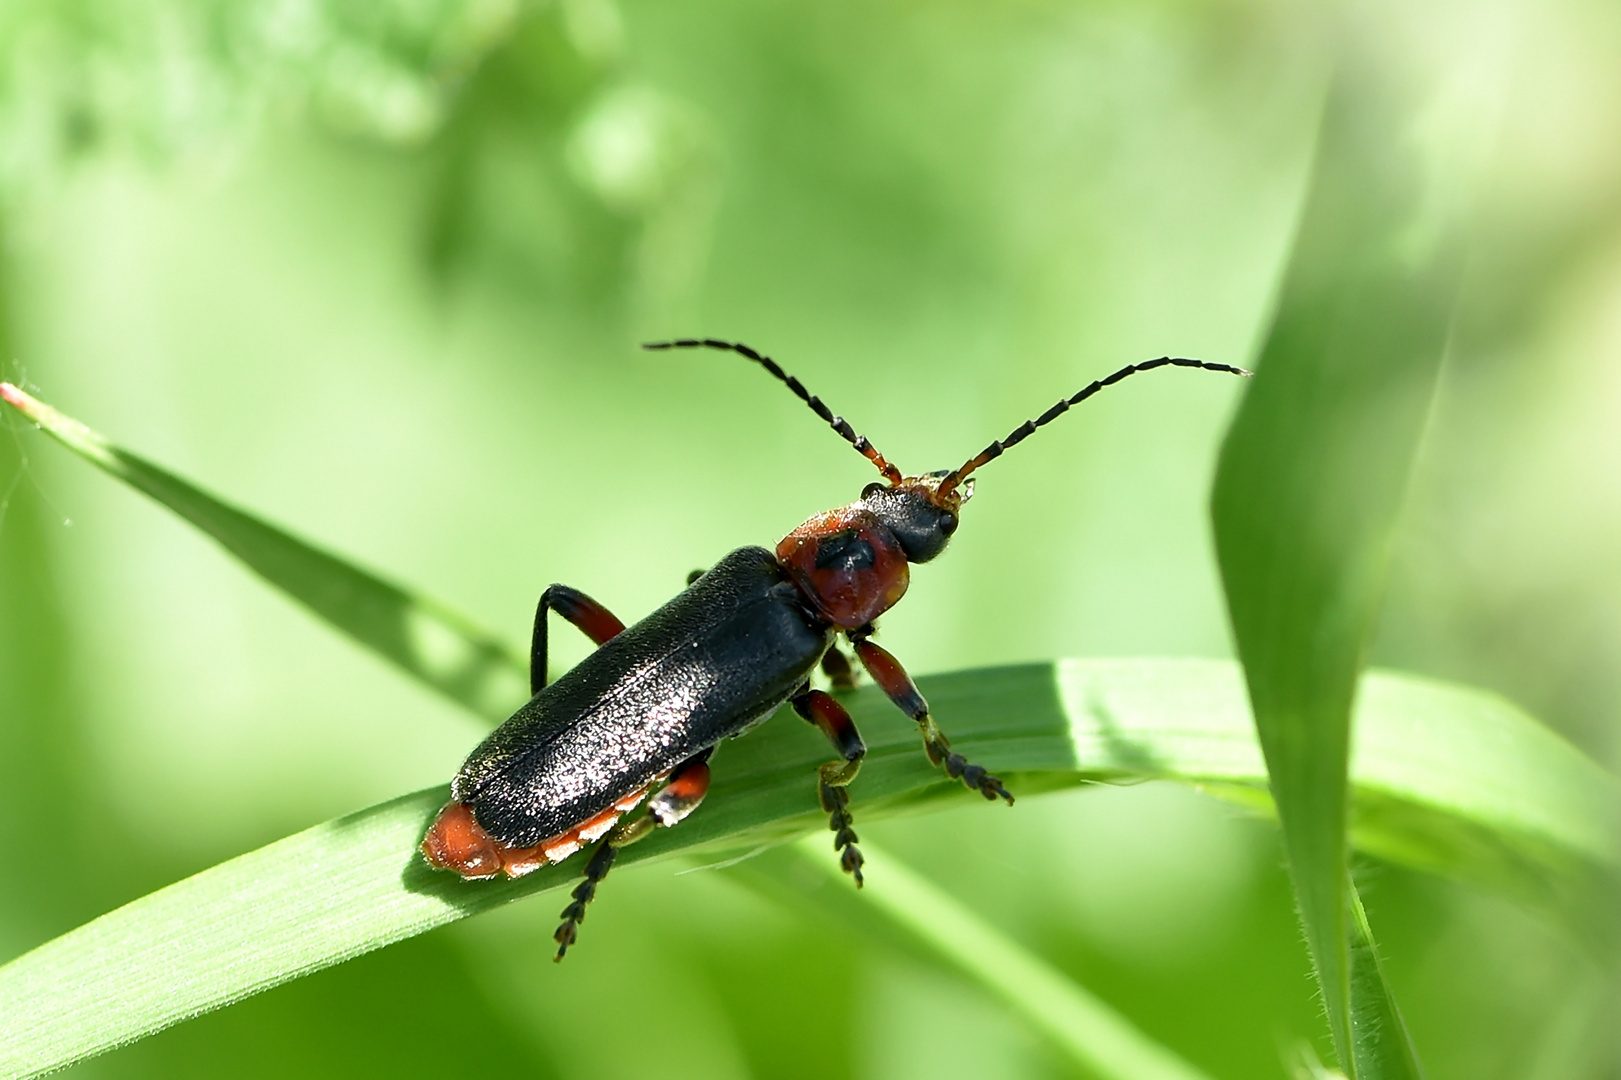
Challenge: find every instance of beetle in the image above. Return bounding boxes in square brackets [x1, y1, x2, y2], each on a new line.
[421, 338, 1249, 958]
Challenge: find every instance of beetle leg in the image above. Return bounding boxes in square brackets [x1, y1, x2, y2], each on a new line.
[552, 749, 713, 961]
[532, 584, 626, 694]
[852, 638, 1014, 805]
[820, 643, 858, 691]
[792, 688, 867, 886]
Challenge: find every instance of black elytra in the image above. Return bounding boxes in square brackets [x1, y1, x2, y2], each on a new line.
[454, 547, 826, 848]
[420, 338, 1250, 960]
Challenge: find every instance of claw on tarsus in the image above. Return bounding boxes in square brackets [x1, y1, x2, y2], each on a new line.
[553, 842, 617, 961]
[820, 778, 865, 887]
[942, 749, 1014, 804]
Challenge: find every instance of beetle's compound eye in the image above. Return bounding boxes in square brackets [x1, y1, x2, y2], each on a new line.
[938, 511, 958, 537]
[861, 482, 886, 500]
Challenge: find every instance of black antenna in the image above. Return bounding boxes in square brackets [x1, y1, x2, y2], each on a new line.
[644, 339, 904, 484]
[939, 356, 1251, 496]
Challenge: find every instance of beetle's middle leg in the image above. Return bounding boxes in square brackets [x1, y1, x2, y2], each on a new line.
[793, 686, 867, 886]
[552, 748, 713, 961]
[820, 643, 858, 691]
[532, 584, 626, 694]
[852, 638, 1014, 805]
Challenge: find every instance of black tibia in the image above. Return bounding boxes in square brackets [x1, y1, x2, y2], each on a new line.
[851, 638, 1014, 805]
[793, 688, 867, 886]
[553, 749, 714, 961]
[531, 584, 627, 694]
[820, 643, 857, 690]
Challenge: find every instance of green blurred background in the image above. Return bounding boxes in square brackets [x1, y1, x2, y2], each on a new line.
[0, 0, 1617, 1076]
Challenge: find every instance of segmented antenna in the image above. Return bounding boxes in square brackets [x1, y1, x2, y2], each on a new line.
[644, 339, 904, 484]
[938, 356, 1251, 497]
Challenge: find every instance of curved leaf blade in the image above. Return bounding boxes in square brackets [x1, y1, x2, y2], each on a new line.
[0, 659, 1611, 1079]
[1209, 10, 1506, 1073]
[0, 382, 527, 721]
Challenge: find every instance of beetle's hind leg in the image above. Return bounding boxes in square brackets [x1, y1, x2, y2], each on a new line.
[552, 749, 713, 961]
[532, 585, 627, 694]
[793, 687, 867, 886]
[852, 638, 1014, 805]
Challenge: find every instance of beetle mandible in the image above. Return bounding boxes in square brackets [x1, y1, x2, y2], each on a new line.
[421, 338, 1250, 959]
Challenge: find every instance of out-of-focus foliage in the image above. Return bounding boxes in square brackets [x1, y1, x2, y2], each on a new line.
[1212, 2, 1507, 1070]
[1, 0, 1619, 1077]
[0, 0, 528, 156]
[0, 0, 716, 315]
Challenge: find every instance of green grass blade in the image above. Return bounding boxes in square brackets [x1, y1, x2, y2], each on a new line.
[0, 382, 527, 721]
[1209, 18, 1501, 1074]
[1348, 884, 1426, 1079]
[740, 837, 1215, 1080]
[6, 382, 1607, 914]
[1053, 661, 1617, 916]
[0, 659, 1611, 1078]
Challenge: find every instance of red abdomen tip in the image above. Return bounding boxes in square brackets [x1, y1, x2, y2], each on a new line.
[421, 802, 504, 879]
[422, 788, 651, 881]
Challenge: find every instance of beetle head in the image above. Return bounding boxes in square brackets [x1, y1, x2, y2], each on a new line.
[860, 472, 974, 564]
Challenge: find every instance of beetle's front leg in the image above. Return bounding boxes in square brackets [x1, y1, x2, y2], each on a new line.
[852, 638, 1014, 805]
[552, 748, 713, 961]
[532, 585, 626, 694]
